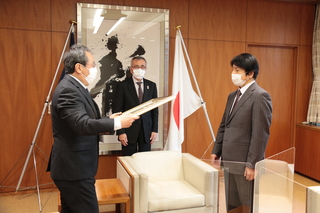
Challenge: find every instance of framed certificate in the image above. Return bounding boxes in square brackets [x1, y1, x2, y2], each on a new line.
[123, 96, 175, 116]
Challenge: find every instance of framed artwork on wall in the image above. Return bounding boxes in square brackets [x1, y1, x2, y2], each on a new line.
[77, 3, 169, 154]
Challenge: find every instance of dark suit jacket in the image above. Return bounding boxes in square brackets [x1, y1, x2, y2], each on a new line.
[113, 77, 158, 143]
[212, 82, 272, 171]
[48, 75, 114, 181]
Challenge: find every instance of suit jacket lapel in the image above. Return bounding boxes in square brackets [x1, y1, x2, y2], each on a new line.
[227, 83, 256, 123]
[142, 81, 150, 103]
[66, 75, 100, 119]
[128, 78, 141, 105]
[226, 90, 237, 119]
[81, 87, 100, 119]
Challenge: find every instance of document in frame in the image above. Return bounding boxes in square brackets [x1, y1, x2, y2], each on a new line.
[123, 95, 175, 116]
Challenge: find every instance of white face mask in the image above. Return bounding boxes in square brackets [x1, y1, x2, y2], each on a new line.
[132, 69, 145, 80]
[231, 73, 248, 87]
[83, 67, 97, 85]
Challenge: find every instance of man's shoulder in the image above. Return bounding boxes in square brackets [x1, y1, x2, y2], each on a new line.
[252, 83, 269, 94]
[118, 77, 132, 86]
[58, 76, 81, 90]
[143, 78, 156, 85]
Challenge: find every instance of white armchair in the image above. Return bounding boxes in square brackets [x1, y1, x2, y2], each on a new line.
[307, 186, 320, 213]
[116, 151, 219, 213]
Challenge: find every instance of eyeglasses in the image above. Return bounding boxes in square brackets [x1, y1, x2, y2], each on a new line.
[131, 65, 147, 70]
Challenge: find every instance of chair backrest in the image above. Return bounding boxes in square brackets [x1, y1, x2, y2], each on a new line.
[131, 151, 184, 181]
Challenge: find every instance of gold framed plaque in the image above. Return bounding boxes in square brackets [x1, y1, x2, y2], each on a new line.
[123, 95, 175, 116]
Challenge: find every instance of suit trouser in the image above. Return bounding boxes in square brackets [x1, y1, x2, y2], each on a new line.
[54, 177, 99, 213]
[224, 171, 254, 213]
[122, 123, 151, 156]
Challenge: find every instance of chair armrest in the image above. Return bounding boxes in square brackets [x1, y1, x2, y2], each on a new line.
[182, 153, 219, 209]
[117, 156, 149, 213]
[117, 157, 141, 213]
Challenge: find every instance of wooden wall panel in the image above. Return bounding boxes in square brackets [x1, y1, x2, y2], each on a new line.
[247, 0, 302, 45]
[51, 0, 81, 32]
[25, 29, 53, 187]
[300, 4, 315, 45]
[124, 0, 189, 38]
[0, 28, 53, 189]
[0, 0, 51, 31]
[247, 45, 297, 156]
[189, 0, 247, 41]
[295, 125, 320, 181]
[51, 32, 70, 86]
[0, 29, 29, 188]
[185, 40, 246, 158]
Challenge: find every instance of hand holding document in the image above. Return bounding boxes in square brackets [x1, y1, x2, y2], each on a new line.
[110, 112, 122, 118]
[119, 114, 139, 128]
[112, 96, 175, 128]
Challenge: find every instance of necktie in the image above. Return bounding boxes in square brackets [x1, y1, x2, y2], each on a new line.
[137, 82, 143, 103]
[85, 88, 92, 97]
[230, 89, 242, 114]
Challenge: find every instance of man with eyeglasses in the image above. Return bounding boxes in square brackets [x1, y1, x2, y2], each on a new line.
[47, 44, 138, 212]
[114, 56, 158, 156]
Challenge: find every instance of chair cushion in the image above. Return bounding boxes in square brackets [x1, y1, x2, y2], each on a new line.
[132, 151, 184, 181]
[148, 180, 205, 211]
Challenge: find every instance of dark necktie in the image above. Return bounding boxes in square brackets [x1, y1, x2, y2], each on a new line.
[230, 89, 242, 114]
[137, 82, 143, 103]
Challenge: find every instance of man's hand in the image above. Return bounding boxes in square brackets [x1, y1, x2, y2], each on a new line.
[149, 132, 157, 144]
[119, 114, 139, 128]
[110, 112, 122, 119]
[244, 167, 256, 181]
[118, 133, 128, 146]
[210, 154, 219, 161]
[210, 154, 220, 169]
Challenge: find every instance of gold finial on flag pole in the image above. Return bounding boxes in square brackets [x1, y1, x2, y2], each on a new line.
[69, 20, 77, 25]
[175, 25, 181, 30]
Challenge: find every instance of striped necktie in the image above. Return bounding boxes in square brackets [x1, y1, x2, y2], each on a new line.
[230, 89, 242, 114]
[136, 82, 143, 103]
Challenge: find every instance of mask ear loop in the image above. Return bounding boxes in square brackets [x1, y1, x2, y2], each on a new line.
[79, 64, 89, 78]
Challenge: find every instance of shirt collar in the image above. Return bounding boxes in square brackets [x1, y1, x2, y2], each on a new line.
[239, 80, 255, 94]
[69, 74, 87, 89]
[132, 77, 143, 85]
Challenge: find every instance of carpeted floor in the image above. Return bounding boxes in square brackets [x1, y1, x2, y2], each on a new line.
[0, 188, 115, 213]
[0, 188, 59, 213]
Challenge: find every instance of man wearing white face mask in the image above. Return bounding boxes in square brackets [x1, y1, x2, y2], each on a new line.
[47, 45, 138, 213]
[210, 53, 272, 213]
[114, 56, 158, 156]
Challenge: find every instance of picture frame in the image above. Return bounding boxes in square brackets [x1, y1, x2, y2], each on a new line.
[77, 3, 169, 154]
[122, 95, 175, 116]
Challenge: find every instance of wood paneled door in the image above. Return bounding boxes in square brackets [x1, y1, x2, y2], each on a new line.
[248, 45, 297, 157]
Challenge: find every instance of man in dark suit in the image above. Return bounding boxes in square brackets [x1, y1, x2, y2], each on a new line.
[48, 44, 138, 213]
[113, 56, 158, 156]
[211, 53, 272, 213]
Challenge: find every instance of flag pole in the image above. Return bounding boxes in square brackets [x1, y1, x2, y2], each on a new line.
[175, 26, 216, 153]
[13, 20, 77, 212]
